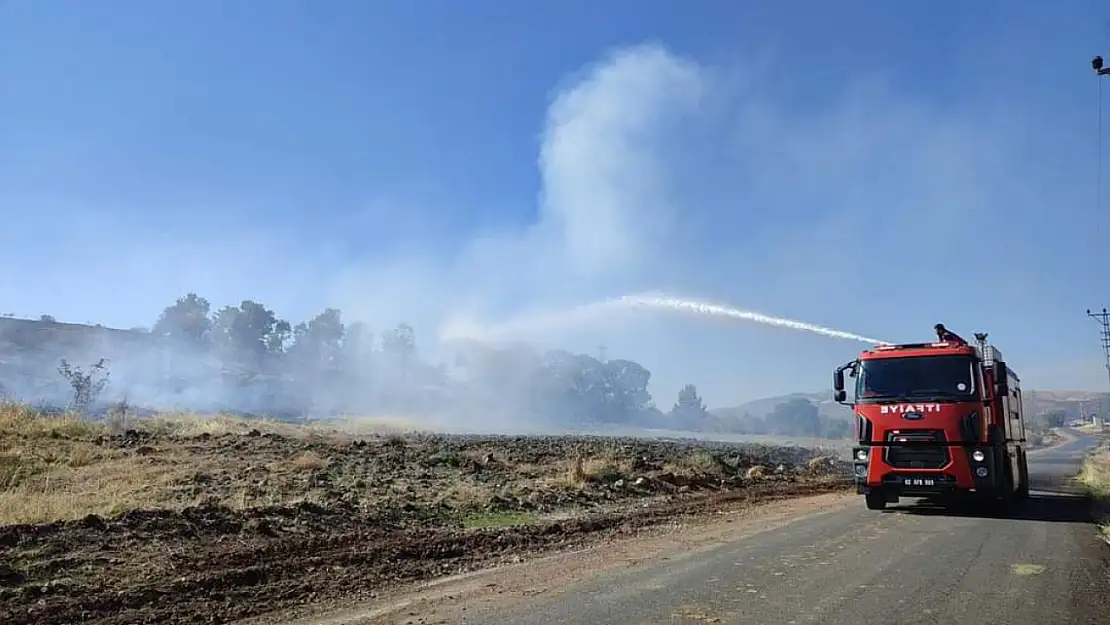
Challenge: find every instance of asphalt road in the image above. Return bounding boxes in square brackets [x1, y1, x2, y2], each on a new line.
[464, 431, 1110, 625]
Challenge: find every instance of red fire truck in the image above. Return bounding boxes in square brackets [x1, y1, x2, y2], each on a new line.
[833, 331, 1028, 511]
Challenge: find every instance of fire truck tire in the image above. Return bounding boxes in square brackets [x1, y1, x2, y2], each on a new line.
[1015, 451, 1030, 500]
[993, 459, 1015, 514]
[864, 490, 887, 510]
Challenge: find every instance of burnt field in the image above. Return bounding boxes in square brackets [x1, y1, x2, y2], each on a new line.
[0, 405, 851, 625]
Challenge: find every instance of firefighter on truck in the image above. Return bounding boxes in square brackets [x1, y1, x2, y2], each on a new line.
[832, 325, 1029, 511]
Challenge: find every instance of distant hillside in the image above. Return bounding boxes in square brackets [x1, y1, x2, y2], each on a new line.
[713, 388, 1110, 426]
[3, 313, 1106, 438]
[713, 391, 850, 422]
[0, 316, 159, 399]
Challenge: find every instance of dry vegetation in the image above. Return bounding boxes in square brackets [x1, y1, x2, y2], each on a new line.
[0, 402, 850, 625]
[1079, 440, 1110, 544]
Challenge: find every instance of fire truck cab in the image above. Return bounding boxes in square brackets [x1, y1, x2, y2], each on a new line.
[833, 332, 1029, 511]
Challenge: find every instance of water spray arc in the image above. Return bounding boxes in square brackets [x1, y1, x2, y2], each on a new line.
[441, 293, 890, 346]
[617, 294, 890, 345]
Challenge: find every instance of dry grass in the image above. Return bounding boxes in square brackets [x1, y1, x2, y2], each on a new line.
[1079, 444, 1110, 498]
[290, 451, 328, 472]
[555, 446, 635, 487]
[1078, 443, 1110, 543]
[0, 403, 318, 524]
[555, 447, 746, 487]
[126, 411, 430, 442]
[0, 451, 193, 524]
[0, 402, 842, 528]
[441, 482, 495, 509]
[459, 509, 538, 529]
[0, 403, 473, 524]
[0, 402, 104, 440]
[666, 448, 724, 475]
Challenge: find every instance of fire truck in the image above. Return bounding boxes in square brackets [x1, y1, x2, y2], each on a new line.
[832, 331, 1028, 511]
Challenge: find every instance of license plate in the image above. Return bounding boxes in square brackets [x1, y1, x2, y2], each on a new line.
[902, 477, 936, 487]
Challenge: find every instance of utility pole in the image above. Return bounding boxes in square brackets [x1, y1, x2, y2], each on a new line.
[1094, 56, 1110, 76]
[1086, 308, 1110, 390]
[1094, 56, 1110, 213]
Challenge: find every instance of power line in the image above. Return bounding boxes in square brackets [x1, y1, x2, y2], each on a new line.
[1086, 308, 1110, 390]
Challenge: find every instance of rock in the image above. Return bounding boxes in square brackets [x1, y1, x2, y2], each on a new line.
[612, 479, 625, 489]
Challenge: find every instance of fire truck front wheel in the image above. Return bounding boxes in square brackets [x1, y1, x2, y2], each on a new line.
[864, 490, 887, 510]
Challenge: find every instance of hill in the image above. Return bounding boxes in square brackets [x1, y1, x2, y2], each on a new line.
[3, 313, 1107, 440]
[713, 391, 850, 422]
[712, 388, 1110, 438]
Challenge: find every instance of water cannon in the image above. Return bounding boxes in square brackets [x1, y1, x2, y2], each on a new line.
[973, 332, 989, 356]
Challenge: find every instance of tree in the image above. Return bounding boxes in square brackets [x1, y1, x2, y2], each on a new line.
[603, 359, 652, 417]
[670, 383, 709, 424]
[341, 322, 373, 365]
[266, 319, 292, 354]
[767, 397, 822, 437]
[601, 358, 653, 417]
[1043, 410, 1067, 428]
[58, 358, 110, 414]
[543, 355, 654, 424]
[381, 323, 416, 361]
[818, 415, 852, 439]
[153, 293, 212, 345]
[289, 308, 345, 369]
[210, 300, 281, 361]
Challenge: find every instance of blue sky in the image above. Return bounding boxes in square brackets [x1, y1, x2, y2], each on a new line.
[2, 1, 1110, 406]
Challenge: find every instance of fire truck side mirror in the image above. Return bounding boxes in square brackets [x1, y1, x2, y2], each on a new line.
[992, 360, 1009, 396]
[834, 389, 847, 403]
[833, 369, 845, 392]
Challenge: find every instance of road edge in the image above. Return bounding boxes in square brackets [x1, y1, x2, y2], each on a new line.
[237, 490, 857, 625]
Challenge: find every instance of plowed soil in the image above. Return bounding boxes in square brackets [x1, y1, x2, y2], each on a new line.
[0, 409, 850, 625]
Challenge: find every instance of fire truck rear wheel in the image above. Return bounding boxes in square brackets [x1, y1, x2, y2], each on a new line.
[864, 490, 887, 510]
[1015, 451, 1030, 500]
[992, 459, 1015, 515]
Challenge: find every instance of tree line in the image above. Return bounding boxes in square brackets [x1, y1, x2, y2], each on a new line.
[36, 292, 846, 439]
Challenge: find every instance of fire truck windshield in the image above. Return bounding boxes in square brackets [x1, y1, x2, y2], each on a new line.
[855, 355, 976, 403]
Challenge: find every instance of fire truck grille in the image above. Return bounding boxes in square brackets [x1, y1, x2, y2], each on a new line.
[884, 430, 949, 469]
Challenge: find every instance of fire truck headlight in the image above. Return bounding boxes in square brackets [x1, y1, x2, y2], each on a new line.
[855, 449, 868, 462]
[971, 450, 986, 462]
[975, 466, 989, 478]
